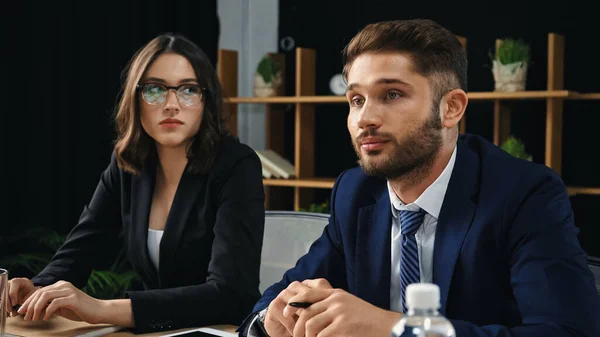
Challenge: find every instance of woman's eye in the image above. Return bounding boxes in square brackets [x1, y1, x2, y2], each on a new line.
[351, 97, 364, 106]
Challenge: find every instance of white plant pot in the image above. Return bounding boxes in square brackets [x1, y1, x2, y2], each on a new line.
[492, 60, 528, 92]
[254, 73, 283, 97]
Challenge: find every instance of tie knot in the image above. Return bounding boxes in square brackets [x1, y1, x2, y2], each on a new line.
[399, 209, 425, 235]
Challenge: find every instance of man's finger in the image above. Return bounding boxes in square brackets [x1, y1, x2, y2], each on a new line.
[271, 290, 301, 335]
[307, 316, 337, 337]
[302, 278, 333, 289]
[293, 302, 328, 337]
[284, 287, 334, 318]
[285, 280, 312, 294]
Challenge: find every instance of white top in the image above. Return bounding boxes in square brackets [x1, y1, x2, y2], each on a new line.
[147, 229, 164, 271]
[388, 145, 457, 312]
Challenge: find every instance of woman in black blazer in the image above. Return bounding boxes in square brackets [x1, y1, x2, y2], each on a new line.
[6, 33, 265, 333]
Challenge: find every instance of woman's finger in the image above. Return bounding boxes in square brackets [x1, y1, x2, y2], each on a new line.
[44, 295, 74, 321]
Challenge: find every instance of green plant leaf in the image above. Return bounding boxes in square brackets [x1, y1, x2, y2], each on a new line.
[256, 55, 280, 84]
[492, 38, 530, 65]
[0, 253, 53, 274]
[83, 270, 138, 299]
[501, 135, 531, 160]
[1, 227, 66, 251]
[299, 201, 330, 214]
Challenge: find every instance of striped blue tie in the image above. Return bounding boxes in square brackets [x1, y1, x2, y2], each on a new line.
[399, 208, 426, 312]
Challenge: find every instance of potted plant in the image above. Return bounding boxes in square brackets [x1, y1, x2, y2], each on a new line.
[490, 38, 530, 92]
[501, 135, 532, 161]
[254, 54, 283, 97]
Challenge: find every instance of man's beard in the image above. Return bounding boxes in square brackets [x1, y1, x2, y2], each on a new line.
[353, 108, 443, 181]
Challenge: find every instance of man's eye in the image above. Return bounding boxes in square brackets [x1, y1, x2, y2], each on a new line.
[387, 92, 401, 99]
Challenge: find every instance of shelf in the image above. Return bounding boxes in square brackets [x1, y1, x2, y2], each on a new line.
[468, 90, 570, 100]
[227, 96, 346, 104]
[567, 186, 600, 196]
[567, 93, 600, 100]
[262, 181, 600, 195]
[219, 36, 600, 211]
[226, 90, 573, 104]
[263, 177, 336, 188]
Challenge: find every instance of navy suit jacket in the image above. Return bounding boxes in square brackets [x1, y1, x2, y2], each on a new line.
[241, 133, 600, 337]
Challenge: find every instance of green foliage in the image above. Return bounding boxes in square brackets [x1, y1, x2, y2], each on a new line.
[0, 227, 138, 300]
[490, 38, 530, 65]
[256, 55, 280, 84]
[299, 201, 330, 214]
[83, 270, 138, 299]
[0, 227, 66, 274]
[0, 253, 54, 275]
[501, 135, 531, 160]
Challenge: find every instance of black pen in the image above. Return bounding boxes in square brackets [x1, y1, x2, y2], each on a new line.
[13, 304, 21, 312]
[288, 302, 312, 308]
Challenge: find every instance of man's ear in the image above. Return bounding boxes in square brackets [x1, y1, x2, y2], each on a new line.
[440, 89, 468, 129]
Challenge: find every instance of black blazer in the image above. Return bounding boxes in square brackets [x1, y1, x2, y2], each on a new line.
[32, 135, 265, 333]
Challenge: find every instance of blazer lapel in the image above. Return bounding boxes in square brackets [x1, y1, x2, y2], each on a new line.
[433, 138, 479, 315]
[355, 183, 392, 310]
[130, 164, 159, 287]
[158, 168, 207, 283]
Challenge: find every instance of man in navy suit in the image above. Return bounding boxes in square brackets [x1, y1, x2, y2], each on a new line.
[239, 19, 600, 337]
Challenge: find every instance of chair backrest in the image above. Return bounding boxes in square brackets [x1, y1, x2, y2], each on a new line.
[259, 210, 330, 294]
[588, 256, 600, 295]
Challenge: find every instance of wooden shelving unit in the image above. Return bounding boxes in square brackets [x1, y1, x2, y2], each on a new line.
[217, 32, 600, 210]
[263, 178, 336, 189]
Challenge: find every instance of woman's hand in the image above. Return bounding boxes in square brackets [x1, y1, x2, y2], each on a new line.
[6, 278, 39, 316]
[17, 280, 107, 324]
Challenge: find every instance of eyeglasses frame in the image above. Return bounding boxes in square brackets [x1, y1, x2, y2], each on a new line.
[136, 82, 206, 107]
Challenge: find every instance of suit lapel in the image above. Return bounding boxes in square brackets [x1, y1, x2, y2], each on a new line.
[355, 183, 392, 310]
[433, 138, 479, 315]
[158, 168, 207, 283]
[130, 164, 159, 287]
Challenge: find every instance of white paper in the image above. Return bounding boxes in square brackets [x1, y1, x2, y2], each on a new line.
[75, 325, 122, 337]
[161, 327, 238, 337]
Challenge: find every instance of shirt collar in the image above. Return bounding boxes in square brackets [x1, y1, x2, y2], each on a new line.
[388, 145, 457, 220]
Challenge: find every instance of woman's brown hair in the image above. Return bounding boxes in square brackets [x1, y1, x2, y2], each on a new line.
[113, 33, 230, 175]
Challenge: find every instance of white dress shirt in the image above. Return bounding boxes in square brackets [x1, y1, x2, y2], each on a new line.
[147, 228, 164, 271]
[388, 145, 457, 312]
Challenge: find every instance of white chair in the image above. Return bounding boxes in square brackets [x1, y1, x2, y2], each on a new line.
[259, 210, 330, 294]
[588, 256, 600, 295]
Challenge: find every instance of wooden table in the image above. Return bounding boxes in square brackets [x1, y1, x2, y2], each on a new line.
[5, 315, 238, 337]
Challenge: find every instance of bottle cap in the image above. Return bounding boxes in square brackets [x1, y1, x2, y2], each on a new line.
[406, 283, 440, 310]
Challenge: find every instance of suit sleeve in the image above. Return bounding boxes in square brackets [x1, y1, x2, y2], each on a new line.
[237, 170, 350, 337]
[450, 169, 600, 337]
[127, 151, 266, 333]
[31, 154, 123, 289]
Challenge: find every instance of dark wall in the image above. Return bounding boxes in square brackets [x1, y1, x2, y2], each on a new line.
[277, 0, 600, 256]
[4, 0, 219, 236]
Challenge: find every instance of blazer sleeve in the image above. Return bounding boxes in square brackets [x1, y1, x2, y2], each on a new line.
[31, 154, 123, 289]
[237, 170, 350, 337]
[126, 151, 266, 333]
[450, 169, 600, 337]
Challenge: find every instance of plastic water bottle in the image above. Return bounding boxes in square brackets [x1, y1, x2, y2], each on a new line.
[390, 283, 456, 337]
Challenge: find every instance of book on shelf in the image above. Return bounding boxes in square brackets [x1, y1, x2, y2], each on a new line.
[255, 149, 296, 179]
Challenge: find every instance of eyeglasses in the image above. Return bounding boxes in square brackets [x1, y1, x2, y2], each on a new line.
[137, 83, 205, 107]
